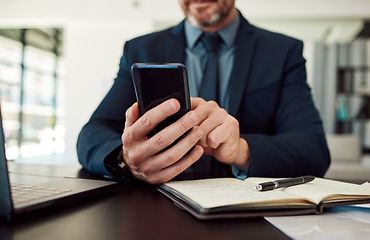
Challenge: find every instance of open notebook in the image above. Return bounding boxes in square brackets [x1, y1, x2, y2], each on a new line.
[159, 177, 370, 220]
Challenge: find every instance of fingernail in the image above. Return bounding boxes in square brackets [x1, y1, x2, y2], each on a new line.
[168, 100, 176, 111]
[197, 145, 204, 154]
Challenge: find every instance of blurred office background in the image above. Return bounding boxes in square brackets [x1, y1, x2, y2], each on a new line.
[0, 0, 370, 180]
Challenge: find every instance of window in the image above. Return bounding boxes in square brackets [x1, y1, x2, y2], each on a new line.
[0, 29, 64, 160]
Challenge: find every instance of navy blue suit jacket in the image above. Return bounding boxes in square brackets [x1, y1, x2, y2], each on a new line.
[77, 14, 330, 181]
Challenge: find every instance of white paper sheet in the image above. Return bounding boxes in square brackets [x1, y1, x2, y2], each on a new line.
[265, 181, 370, 240]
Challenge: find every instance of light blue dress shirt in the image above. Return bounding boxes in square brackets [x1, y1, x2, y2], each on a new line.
[184, 13, 248, 180]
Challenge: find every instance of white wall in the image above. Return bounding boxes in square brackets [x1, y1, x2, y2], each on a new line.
[63, 20, 152, 164]
[1, 0, 370, 22]
[1, 0, 370, 165]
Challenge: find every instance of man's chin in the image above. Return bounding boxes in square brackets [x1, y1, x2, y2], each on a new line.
[187, 13, 221, 28]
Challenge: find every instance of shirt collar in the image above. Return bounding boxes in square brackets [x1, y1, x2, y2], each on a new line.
[218, 11, 240, 48]
[184, 11, 240, 49]
[184, 21, 203, 49]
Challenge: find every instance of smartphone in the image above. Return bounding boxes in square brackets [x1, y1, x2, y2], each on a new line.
[131, 63, 191, 139]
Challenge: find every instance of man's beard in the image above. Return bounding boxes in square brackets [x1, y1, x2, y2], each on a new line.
[186, 9, 223, 28]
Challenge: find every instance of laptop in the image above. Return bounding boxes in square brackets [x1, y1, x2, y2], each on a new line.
[0, 108, 117, 221]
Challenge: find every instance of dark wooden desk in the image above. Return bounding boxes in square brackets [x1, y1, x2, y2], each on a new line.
[1, 163, 289, 240]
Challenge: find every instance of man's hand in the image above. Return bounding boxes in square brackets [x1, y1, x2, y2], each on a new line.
[121, 99, 204, 184]
[191, 97, 250, 170]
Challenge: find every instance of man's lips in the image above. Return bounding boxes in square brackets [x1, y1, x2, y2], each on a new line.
[191, 0, 216, 8]
[193, 0, 216, 2]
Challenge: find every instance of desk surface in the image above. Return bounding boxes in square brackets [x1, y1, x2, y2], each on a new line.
[1, 162, 289, 240]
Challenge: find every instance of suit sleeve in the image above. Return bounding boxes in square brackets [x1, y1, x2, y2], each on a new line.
[241, 41, 330, 178]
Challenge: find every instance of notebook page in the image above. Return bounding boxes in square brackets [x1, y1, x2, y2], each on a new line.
[164, 178, 309, 209]
[278, 178, 370, 204]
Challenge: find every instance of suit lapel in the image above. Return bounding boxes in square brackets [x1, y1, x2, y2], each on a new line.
[228, 17, 256, 117]
[165, 21, 186, 63]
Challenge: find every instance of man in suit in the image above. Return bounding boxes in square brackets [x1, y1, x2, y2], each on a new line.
[77, 0, 330, 184]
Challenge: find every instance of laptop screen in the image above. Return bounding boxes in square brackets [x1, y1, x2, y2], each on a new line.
[0, 106, 13, 218]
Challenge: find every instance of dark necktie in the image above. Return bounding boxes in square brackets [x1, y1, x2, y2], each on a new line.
[197, 33, 231, 177]
[199, 32, 222, 103]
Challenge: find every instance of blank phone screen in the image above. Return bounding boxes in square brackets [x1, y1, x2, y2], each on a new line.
[132, 64, 191, 138]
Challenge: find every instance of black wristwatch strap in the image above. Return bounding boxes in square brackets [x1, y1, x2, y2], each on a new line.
[104, 146, 133, 184]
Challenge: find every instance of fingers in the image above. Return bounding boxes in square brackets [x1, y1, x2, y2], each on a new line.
[157, 145, 204, 184]
[122, 96, 245, 184]
[132, 110, 200, 161]
[207, 116, 239, 149]
[123, 99, 180, 147]
[191, 100, 228, 147]
[133, 127, 204, 184]
[190, 97, 205, 110]
[145, 127, 203, 172]
[190, 98, 243, 164]
[129, 99, 181, 141]
[138, 145, 204, 184]
[122, 98, 204, 184]
[125, 102, 140, 128]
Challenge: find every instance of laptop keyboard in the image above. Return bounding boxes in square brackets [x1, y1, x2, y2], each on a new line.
[11, 183, 72, 205]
